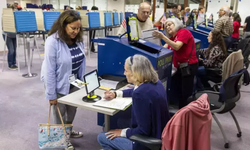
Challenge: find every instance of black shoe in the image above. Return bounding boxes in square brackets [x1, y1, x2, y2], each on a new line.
[91, 49, 98, 53]
[9, 65, 18, 70]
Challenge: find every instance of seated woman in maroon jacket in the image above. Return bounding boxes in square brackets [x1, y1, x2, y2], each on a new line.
[97, 55, 170, 150]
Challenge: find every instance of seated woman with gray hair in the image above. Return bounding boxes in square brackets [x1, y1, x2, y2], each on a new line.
[97, 54, 170, 150]
[153, 18, 198, 109]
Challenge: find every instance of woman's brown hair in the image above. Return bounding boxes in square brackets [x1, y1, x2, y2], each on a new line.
[208, 30, 227, 55]
[48, 10, 83, 44]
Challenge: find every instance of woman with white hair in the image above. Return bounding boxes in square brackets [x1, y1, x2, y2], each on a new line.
[153, 18, 198, 109]
[97, 54, 170, 150]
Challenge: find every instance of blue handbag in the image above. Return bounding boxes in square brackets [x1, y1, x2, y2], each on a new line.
[38, 104, 72, 149]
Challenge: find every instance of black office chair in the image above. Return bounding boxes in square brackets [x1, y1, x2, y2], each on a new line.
[129, 69, 245, 150]
[194, 68, 246, 149]
[130, 135, 162, 150]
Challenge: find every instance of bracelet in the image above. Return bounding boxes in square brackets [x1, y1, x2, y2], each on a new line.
[114, 92, 117, 98]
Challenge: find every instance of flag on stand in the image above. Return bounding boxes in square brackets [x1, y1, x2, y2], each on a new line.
[122, 18, 126, 29]
[160, 13, 167, 28]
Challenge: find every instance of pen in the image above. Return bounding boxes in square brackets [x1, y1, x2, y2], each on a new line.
[75, 81, 88, 85]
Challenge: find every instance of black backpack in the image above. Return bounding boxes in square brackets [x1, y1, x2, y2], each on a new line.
[237, 36, 250, 69]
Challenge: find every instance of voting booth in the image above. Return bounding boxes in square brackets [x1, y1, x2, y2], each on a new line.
[78, 10, 89, 28]
[43, 11, 60, 31]
[2, 8, 16, 33]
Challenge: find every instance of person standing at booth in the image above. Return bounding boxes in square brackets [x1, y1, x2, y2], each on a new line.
[214, 6, 233, 50]
[41, 10, 86, 150]
[243, 15, 250, 39]
[153, 18, 198, 109]
[97, 55, 170, 150]
[1, 2, 20, 70]
[117, 2, 153, 38]
[154, 4, 179, 29]
[228, 13, 241, 49]
[197, 6, 205, 24]
[186, 9, 198, 26]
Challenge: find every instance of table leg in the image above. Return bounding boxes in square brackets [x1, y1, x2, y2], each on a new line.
[22, 33, 28, 67]
[104, 114, 110, 132]
[88, 31, 91, 59]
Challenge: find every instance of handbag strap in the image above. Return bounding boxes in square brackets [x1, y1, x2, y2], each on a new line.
[47, 104, 67, 136]
[174, 36, 195, 64]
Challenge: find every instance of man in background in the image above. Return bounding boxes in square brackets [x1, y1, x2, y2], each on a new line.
[243, 15, 250, 39]
[214, 6, 233, 49]
[167, 4, 178, 18]
[197, 6, 205, 24]
[13, 1, 18, 10]
[117, 2, 153, 38]
[154, 4, 178, 29]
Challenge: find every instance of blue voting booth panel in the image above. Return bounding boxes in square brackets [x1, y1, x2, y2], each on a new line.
[43, 11, 60, 31]
[186, 27, 209, 49]
[104, 12, 112, 26]
[125, 12, 134, 18]
[88, 12, 101, 28]
[120, 12, 123, 24]
[82, 6, 87, 10]
[14, 11, 37, 32]
[113, 12, 119, 25]
[197, 25, 213, 32]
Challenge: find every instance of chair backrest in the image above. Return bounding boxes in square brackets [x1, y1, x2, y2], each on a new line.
[219, 69, 246, 103]
[222, 50, 244, 81]
[162, 94, 212, 150]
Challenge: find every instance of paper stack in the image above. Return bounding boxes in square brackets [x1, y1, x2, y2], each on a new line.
[94, 98, 132, 110]
[2, 8, 16, 33]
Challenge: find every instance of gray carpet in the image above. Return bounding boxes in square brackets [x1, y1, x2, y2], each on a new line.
[1, 36, 250, 150]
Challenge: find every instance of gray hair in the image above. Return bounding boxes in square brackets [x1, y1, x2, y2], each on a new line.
[164, 18, 183, 37]
[139, 2, 151, 9]
[222, 6, 230, 16]
[125, 55, 158, 84]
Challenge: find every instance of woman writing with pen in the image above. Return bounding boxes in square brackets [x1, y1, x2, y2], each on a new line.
[97, 55, 170, 150]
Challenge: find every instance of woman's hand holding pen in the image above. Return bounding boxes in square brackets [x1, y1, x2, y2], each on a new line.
[104, 91, 116, 100]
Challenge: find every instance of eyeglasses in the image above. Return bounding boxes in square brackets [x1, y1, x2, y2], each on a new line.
[130, 56, 133, 65]
[165, 23, 173, 28]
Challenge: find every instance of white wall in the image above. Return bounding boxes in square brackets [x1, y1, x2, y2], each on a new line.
[207, 0, 231, 23]
[238, 0, 250, 26]
[0, 0, 7, 52]
[108, 0, 125, 12]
